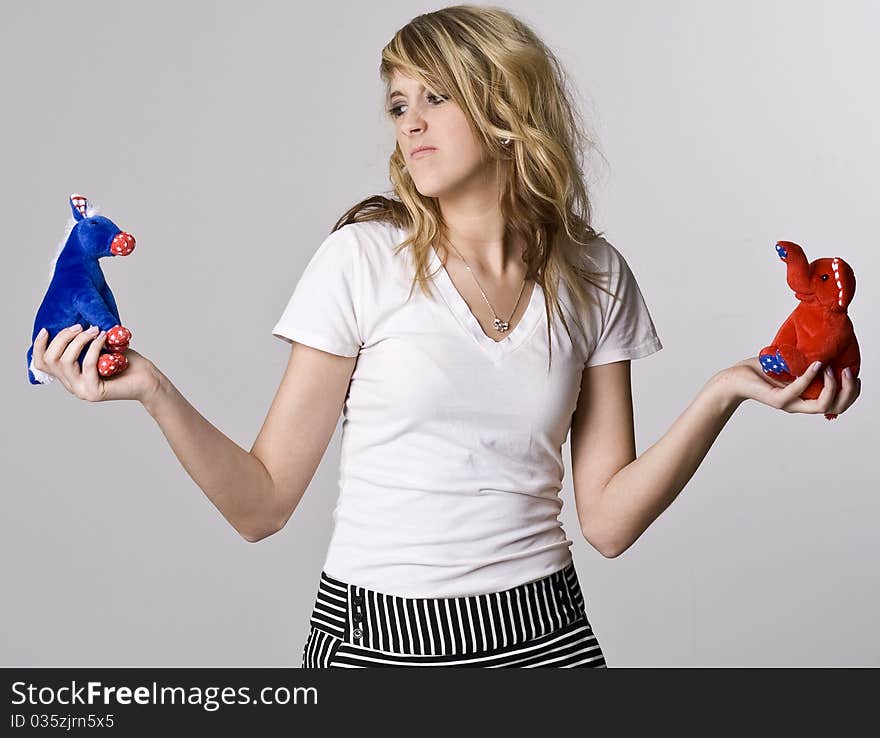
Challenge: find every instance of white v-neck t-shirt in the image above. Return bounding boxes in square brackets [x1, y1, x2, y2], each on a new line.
[272, 219, 662, 598]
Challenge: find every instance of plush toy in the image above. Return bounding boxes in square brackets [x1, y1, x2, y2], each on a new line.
[27, 193, 136, 385]
[759, 240, 860, 421]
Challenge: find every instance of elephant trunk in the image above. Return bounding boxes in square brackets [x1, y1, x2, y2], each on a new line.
[776, 241, 816, 302]
[778, 240, 813, 297]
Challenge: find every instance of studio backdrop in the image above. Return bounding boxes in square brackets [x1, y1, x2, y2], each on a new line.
[2, 0, 877, 667]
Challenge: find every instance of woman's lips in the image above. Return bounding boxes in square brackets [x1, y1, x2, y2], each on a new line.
[411, 147, 437, 159]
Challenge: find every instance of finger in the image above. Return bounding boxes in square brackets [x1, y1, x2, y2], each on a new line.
[62, 325, 101, 366]
[81, 330, 108, 395]
[40, 324, 84, 385]
[791, 363, 836, 415]
[814, 364, 838, 412]
[830, 368, 861, 416]
[847, 370, 862, 402]
[59, 325, 98, 372]
[31, 327, 50, 372]
[44, 323, 84, 364]
[780, 361, 824, 411]
[66, 325, 103, 384]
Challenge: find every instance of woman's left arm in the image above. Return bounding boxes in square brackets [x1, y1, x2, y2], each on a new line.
[596, 358, 861, 558]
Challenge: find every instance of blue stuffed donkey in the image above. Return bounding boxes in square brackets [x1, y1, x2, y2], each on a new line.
[27, 193, 136, 384]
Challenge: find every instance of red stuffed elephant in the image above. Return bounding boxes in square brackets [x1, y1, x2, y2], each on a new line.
[759, 240, 860, 420]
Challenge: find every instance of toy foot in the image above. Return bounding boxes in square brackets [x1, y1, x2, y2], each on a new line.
[105, 324, 132, 352]
[97, 351, 128, 378]
[759, 348, 794, 382]
[825, 413, 838, 421]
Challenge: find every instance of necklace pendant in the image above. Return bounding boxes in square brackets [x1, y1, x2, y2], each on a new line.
[493, 317, 510, 332]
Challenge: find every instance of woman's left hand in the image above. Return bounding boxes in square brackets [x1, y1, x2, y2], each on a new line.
[720, 357, 861, 419]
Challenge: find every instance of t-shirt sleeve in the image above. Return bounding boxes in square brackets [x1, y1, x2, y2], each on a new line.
[271, 227, 363, 357]
[584, 241, 663, 368]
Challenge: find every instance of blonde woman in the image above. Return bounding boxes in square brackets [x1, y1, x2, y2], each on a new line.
[31, 5, 860, 668]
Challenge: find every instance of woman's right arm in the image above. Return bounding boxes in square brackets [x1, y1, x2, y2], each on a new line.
[142, 343, 357, 542]
[32, 325, 356, 542]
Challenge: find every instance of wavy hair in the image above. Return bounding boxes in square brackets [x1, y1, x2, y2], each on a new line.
[330, 4, 615, 370]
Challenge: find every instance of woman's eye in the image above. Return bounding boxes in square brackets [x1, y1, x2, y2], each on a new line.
[388, 93, 447, 118]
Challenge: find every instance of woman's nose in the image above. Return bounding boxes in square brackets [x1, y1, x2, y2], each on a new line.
[401, 106, 426, 131]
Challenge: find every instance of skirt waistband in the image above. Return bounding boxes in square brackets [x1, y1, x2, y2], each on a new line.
[308, 561, 590, 657]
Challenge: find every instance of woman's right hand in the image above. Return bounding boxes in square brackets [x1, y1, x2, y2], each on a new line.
[31, 324, 161, 404]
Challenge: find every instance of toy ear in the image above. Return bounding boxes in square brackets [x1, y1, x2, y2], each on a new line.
[69, 193, 88, 222]
[832, 257, 856, 309]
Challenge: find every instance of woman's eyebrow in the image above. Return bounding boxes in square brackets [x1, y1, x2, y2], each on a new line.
[388, 84, 426, 101]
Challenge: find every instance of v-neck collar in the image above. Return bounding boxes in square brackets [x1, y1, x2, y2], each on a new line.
[428, 243, 544, 361]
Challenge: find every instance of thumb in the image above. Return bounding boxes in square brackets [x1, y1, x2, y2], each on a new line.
[794, 360, 824, 387]
[777, 360, 823, 406]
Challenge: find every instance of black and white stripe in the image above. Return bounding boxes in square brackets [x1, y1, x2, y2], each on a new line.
[302, 560, 607, 668]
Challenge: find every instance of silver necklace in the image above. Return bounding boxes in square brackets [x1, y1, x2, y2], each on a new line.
[443, 238, 528, 333]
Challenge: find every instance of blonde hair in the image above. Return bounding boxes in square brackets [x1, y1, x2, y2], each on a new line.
[330, 4, 616, 370]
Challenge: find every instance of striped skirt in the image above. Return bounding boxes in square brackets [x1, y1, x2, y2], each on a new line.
[301, 560, 607, 668]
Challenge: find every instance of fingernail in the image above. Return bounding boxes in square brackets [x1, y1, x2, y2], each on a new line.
[68, 322, 82, 331]
[85, 325, 99, 334]
[812, 361, 822, 372]
[38, 327, 46, 337]
[843, 367, 852, 379]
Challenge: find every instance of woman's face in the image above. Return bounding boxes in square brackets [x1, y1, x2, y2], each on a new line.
[387, 70, 490, 200]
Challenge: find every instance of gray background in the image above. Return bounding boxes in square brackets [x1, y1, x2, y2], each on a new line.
[3, 0, 877, 667]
